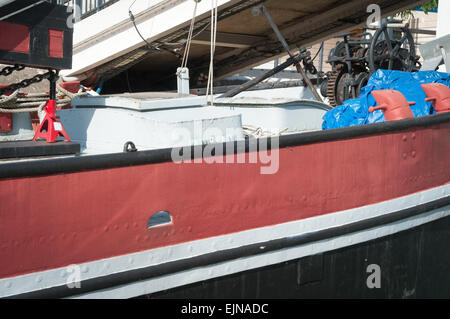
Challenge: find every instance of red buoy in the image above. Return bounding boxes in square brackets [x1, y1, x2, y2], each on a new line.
[369, 90, 415, 121]
[421, 83, 450, 113]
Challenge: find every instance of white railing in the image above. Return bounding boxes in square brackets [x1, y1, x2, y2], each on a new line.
[58, 0, 120, 21]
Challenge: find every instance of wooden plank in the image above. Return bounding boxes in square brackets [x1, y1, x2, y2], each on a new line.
[191, 31, 266, 48]
[214, 0, 431, 80]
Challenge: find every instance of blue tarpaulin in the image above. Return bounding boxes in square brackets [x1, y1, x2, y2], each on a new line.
[322, 70, 450, 130]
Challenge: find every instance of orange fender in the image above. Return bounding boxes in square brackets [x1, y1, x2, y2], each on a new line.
[421, 83, 450, 113]
[369, 90, 415, 121]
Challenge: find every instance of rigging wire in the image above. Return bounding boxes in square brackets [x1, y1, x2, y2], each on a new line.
[180, 0, 200, 69]
[128, 3, 181, 59]
[205, 0, 218, 106]
[159, 21, 212, 47]
[311, 42, 324, 63]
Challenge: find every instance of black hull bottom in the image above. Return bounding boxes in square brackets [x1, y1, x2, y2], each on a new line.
[145, 215, 450, 299]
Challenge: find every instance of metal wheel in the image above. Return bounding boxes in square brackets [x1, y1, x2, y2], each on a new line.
[336, 73, 352, 106]
[326, 67, 346, 107]
[327, 66, 353, 107]
[327, 68, 370, 107]
[355, 72, 369, 96]
[369, 23, 417, 74]
[320, 78, 329, 97]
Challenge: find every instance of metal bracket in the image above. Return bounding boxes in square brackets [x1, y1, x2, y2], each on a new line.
[177, 67, 190, 95]
[257, 5, 323, 102]
[33, 71, 71, 143]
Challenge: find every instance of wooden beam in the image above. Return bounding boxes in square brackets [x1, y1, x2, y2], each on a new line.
[277, 0, 375, 42]
[191, 31, 266, 48]
[281, 0, 431, 44]
[213, 0, 431, 80]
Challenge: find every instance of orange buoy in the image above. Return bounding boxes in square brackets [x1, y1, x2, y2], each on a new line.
[421, 83, 450, 113]
[369, 90, 415, 121]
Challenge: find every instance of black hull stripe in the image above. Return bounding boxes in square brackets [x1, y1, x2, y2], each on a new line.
[6, 195, 450, 299]
[0, 112, 449, 179]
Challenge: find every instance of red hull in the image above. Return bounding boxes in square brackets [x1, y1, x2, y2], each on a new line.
[1, 119, 449, 281]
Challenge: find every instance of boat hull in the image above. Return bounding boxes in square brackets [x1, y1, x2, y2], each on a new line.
[149, 214, 450, 299]
[0, 113, 449, 298]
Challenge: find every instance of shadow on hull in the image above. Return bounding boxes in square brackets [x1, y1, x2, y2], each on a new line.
[147, 215, 450, 299]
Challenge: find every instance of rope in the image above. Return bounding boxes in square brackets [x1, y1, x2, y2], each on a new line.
[205, 0, 218, 106]
[0, 90, 19, 108]
[242, 125, 289, 138]
[0, 83, 87, 114]
[180, 0, 200, 70]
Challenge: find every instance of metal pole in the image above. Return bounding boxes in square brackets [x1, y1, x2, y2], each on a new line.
[318, 41, 324, 73]
[221, 54, 304, 98]
[258, 5, 323, 102]
[49, 71, 58, 101]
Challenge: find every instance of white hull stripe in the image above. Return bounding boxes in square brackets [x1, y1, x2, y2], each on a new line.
[1, 183, 449, 298]
[82, 204, 450, 299]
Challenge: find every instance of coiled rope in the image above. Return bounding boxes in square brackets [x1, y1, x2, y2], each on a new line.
[242, 125, 289, 138]
[0, 83, 88, 114]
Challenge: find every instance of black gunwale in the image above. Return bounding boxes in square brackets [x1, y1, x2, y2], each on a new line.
[0, 112, 449, 179]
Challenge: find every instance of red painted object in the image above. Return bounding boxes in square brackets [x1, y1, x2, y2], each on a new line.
[60, 81, 81, 94]
[0, 121, 449, 279]
[48, 29, 64, 58]
[33, 100, 71, 143]
[30, 112, 40, 132]
[369, 90, 415, 121]
[0, 85, 14, 132]
[0, 114, 13, 133]
[0, 21, 30, 54]
[0, 2, 72, 70]
[421, 83, 450, 113]
[0, 84, 14, 96]
[59, 81, 81, 110]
